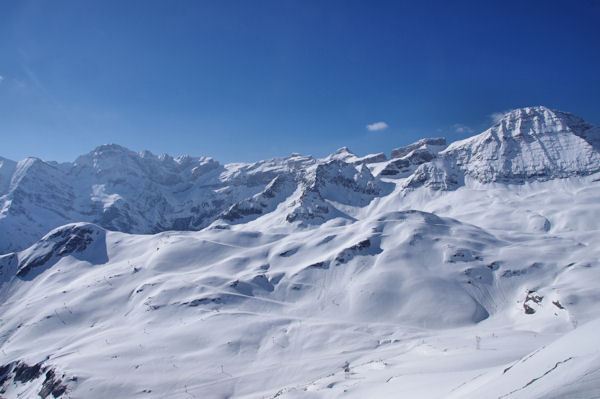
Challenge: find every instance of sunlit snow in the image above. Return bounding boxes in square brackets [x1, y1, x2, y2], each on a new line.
[1, 106, 599, 398]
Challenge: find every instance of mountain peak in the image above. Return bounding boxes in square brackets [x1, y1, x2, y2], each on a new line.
[91, 143, 133, 155]
[492, 106, 592, 136]
[325, 146, 356, 161]
[74, 144, 138, 167]
[391, 137, 447, 159]
[333, 146, 352, 154]
[441, 105, 600, 183]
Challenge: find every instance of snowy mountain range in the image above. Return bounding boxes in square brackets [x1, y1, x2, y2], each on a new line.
[1, 106, 600, 398]
[2, 106, 598, 254]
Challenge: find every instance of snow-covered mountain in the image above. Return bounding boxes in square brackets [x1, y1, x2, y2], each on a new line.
[1, 106, 600, 398]
[2, 106, 597, 255]
[0, 143, 391, 253]
[402, 107, 600, 190]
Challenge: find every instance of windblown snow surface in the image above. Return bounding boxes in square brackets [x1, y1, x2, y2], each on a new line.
[1, 106, 600, 398]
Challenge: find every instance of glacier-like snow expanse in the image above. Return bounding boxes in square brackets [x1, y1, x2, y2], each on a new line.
[0, 106, 599, 398]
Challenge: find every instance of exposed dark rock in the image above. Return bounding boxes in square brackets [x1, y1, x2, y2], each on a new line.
[39, 369, 68, 399]
[0, 361, 69, 398]
[13, 361, 42, 383]
[391, 137, 447, 159]
[286, 186, 332, 223]
[184, 297, 223, 307]
[502, 269, 525, 278]
[221, 204, 264, 221]
[334, 238, 382, 265]
[526, 290, 544, 304]
[349, 239, 371, 251]
[279, 248, 299, 257]
[446, 248, 478, 263]
[486, 261, 501, 270]
[523, 290, 544, 314]
[404, 161, 463, 191]
[352, 152, 387, 165]
[17, 224, 107, 279]
[523, 304, 536, 314]
[222, 176, 295, 224]
[17, 252, 54, 277]
[306, 261, 329, 270]
[0, 364, 11, 386]
[379, 148, 439, 177]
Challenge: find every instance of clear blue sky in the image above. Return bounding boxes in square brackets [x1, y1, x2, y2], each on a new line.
[1, 0, 599, 163]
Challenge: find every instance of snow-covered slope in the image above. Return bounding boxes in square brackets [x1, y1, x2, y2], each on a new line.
[1, 106, 600, 398]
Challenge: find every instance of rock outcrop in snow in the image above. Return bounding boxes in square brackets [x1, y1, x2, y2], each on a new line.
[285, 160, 384, 224]
[390, 137, 447, 159]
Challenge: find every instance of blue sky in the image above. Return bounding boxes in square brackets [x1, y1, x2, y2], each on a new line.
[1, 0, 599, 163]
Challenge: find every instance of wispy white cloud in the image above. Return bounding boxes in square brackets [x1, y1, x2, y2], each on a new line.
[452, 123, 474, 134]
[0, 75, 4, 83]
[490, 111, 506, 124]
[366, 121, 388, 131]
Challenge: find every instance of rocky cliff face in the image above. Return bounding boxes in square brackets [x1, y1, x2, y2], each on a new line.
[390, 137, 447, 159]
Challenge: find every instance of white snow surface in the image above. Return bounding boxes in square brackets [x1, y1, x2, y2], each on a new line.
[0, 106, 600, 398]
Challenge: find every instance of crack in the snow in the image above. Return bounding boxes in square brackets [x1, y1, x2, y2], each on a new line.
[498, 357, 573, 398]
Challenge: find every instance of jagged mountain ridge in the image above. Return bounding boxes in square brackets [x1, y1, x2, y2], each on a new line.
[1, 105, 599, 254]
[0, 147, 390, 253]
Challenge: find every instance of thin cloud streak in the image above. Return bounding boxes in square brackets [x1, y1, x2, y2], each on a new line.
[490, 112, 506, 124]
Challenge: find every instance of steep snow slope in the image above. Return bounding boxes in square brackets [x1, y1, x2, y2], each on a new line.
[0, 106, 600, 398]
